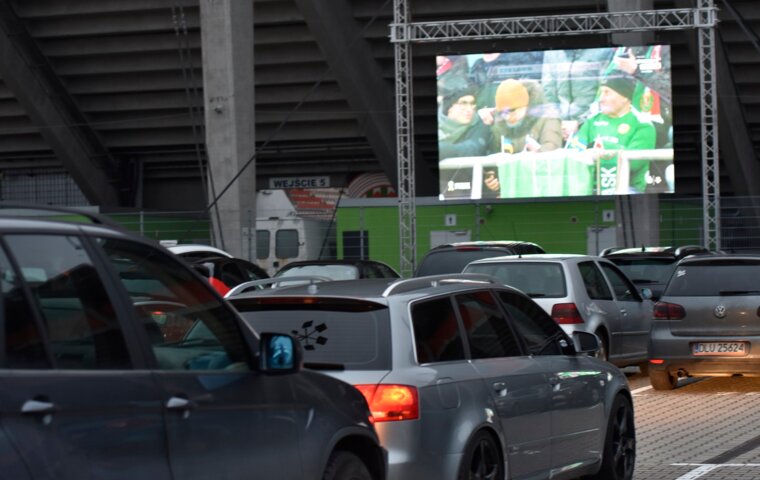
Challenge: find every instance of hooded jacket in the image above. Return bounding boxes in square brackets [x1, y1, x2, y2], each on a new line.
[488, 80, 562, 155]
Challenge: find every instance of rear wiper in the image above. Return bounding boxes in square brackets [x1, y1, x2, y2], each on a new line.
[526, 293, 546, 298]
[631, 279, 656, 284]
[304, 362, 345, 371]
[719, 290, 760, 296]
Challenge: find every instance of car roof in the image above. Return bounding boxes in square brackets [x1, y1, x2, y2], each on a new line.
[279, 259, 390, 267]
[229, 274, 517, 304]
[429, 240, 543, 251]
[601, 245, 710, 259]
[676, 253, 760, 265]
[465, 253, 593, 264]
[167, 244, 233, 257]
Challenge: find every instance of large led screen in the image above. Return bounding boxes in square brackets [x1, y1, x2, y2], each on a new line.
[437, 45, 673, 200]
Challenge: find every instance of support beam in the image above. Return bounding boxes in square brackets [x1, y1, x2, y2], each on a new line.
[0, 0, 120, 206]
[293, 0, 398, 188]
[200, 0, 255, 258]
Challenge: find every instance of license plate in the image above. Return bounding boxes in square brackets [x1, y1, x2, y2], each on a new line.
[692, 342, 749, 356]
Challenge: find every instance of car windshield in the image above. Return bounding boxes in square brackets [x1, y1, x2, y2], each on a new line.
[276, 264, 360, 280]
[233, 298, 392, 370]
[609, 258, 676, 284]
[665, 260, 760, 296]
[464, 262, 566, 298]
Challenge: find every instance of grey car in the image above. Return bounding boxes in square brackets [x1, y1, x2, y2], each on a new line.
[229, 274, 635, 480]
[463, 254, 654, 370]
[0, 207, 385, 480]
[648, 254, 760, 390]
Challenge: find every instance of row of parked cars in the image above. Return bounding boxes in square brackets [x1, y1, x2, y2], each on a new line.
[3, 202, 752, 480]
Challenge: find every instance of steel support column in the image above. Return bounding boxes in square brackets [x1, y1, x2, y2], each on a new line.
[392, 0, 416, 277]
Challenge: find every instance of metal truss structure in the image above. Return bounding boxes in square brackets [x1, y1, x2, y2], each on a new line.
[391, 0, 720, 274]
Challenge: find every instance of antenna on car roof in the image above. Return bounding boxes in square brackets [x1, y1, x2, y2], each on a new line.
[641, 245, 646, 252]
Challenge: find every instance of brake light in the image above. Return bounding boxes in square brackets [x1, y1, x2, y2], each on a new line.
[551, 303, 584, 324]
[650, 359, 665, 365]
[354, 384, 419, 422]
[653, 301, 685, 320]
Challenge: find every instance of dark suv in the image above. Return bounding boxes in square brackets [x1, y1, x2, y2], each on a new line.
[601, 245, 710, 300]
[0, 206, 385, 480]
[415, 240, 545, 277]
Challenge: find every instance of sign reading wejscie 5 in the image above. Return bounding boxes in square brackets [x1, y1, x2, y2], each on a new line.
[269, 176, 330, 189]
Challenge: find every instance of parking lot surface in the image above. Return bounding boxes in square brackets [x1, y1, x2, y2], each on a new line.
[631, 375, 760, 480]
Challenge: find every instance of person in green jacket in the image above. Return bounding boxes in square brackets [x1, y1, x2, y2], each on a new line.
[575, 74, 656, 195]
[438, 87, 490, 160]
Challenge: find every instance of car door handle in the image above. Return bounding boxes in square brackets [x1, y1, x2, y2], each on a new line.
[166, 396, 196, 419]
[620, 308, 627, 315]
[492, 382, 508, 396]
[21, 399, 56, 415]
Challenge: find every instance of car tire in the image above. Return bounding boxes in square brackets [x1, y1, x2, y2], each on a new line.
[650, 369, 677, 390]
[322, 451, 372, 480]
[587, 394, 636, 480]
[457, 430, 504, 480]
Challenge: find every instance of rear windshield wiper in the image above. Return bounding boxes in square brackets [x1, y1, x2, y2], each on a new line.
[304, 362, 345, 371]
[718, 290, 760, 296]
[526, 293, 546, 298]
[631, 279, 656, 284]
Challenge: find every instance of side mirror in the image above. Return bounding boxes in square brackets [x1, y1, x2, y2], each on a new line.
[640, 287, 653, 300]
[259, 333, 302, 374]
[572, 331, 600, 355]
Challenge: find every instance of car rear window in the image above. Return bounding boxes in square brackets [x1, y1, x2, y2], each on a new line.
[665, 260, 760, 296]
[277, 264, 360, 280]
[233, 298, 391, 370]
[463, 262, 566, 298]
[416, 250, 512, 276]
[609, 258, 676, 284]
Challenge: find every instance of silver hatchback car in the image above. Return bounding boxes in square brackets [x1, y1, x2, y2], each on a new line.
[463, 254, 654, 370]
[229, 274, 635, 480]
[648, 255, 760, 390]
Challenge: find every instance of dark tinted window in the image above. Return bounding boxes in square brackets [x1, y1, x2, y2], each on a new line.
[666, 260, 760, 296]
[99, 238, 251, 371]
[275, 229, 299, 259]
[609, 258, 676, 284]
[464, 262, 566, 297]
[6, 235, 130, 370]
[600, 262, 638, 301]
[498, 291, 565, 355]
[0, 245, 48, 368]
[412, 297, 465, 364]
[256, 230, 270, 260]
[416, 250, 514, 276]
[235, 298, 392, 370]
[220, 262, 245, 286]
[578, 261, 613, 300]
[455, 291, 522, 358]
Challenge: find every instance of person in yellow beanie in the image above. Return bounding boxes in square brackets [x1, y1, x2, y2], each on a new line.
[479, 79, 562, 193]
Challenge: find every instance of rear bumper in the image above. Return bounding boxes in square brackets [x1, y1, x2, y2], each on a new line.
[649, 324, 760, 376]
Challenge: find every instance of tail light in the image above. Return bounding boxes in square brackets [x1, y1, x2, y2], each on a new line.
[354, 384, 419, 423]
[653, 301, 685, 320]
[551, 303, 584, 324]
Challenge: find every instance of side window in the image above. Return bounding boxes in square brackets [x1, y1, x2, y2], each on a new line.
[98, 238, 251, 372]
[599, 262, 637, 301]
[275, 229, 299, 259]
[256, 230, 270, 260]
[240, 261, 267, 281]
[455, 291, 522, 359]
[498, 291, 566, 356]
[0, 245, 49, 369]
[411, 297, 465, 364]
[578, 261, 613, 300]
[220, 262, 245, 286]
[5, 235, 130, 370]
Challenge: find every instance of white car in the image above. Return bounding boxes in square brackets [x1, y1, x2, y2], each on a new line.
[166, 243, 233, 261]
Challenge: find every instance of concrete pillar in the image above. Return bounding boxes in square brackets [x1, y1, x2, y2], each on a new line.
[608, 0, 660, 248]
[199, 0, 255, 258]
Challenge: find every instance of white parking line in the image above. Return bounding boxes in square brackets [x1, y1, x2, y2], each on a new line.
[630, 385, 652, 395]
[673, 464, 719, 479]
[671, 464, 760, 480]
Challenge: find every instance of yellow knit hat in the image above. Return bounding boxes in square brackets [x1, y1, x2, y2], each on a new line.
[495, 79, 529, 110]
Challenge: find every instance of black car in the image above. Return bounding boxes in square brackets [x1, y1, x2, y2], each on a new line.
[0, 205, 385, 480]
[414, 240, 545, 277]
[601, 245, 711, 300]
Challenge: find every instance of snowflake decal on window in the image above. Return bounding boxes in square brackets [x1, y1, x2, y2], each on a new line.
[292, 320, 328, 351]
